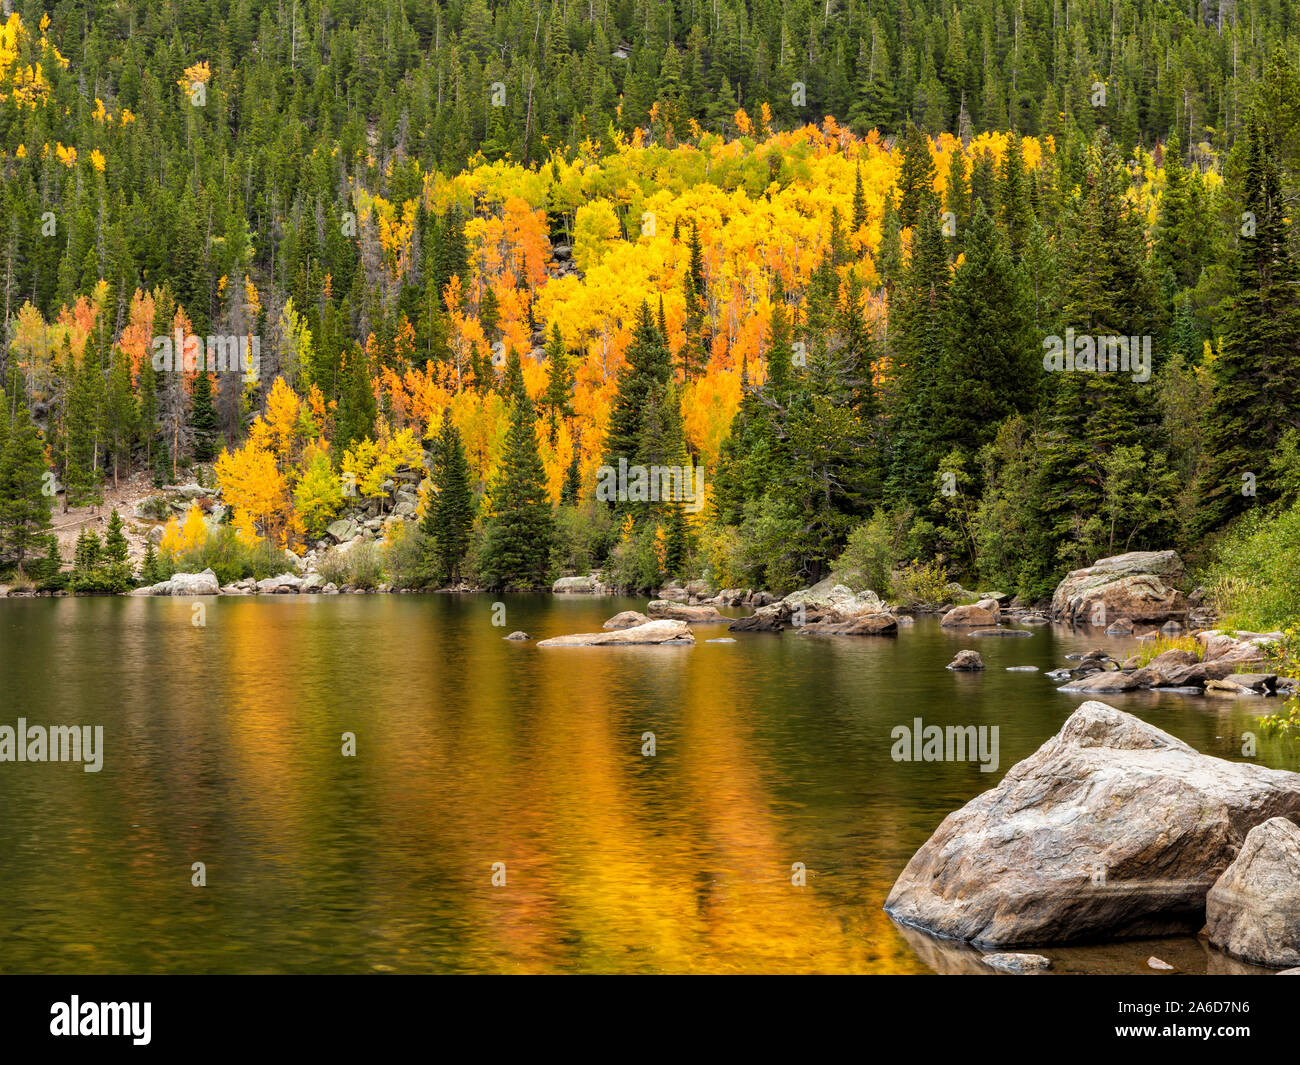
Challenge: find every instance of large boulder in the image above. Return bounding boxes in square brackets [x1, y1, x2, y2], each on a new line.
[603, 610, 650, 630]
[940, 603, 999, 628]
[884, 701, 1300, 947]
[1206, 817, 1300, 968]
[551, 574, 608, 594]
[799, 612, 898, 636]
[646, 600, 728, 623]
[256, 573, 302, 594]
[1056, 671, 1142, 693]
[1051, 550, 1188, 624]
[133, 569, 221, 596]
[728, 604, 784, 632]
[782, 573, 885, 617]
[537, 619, 695, 647]
[326, 517, 359, 543]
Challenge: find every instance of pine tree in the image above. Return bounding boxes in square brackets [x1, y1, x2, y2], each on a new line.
[480, 391, 555, 589]
[998, 134, 1033, 260]
[141, 539, 164, 585]
[422, 408, 475, 583]
[73, 528, 102, 572]
[335, 343, 376, 455]
[105, 346, 137, 486]
[190, 371, 218, 462]
[0, 396, 53, 568]
[887, 206, 951, 503]
[933, 203, 1037, 460]
[64, 345, 104, 510]
[897, 123, 937, 230]
[1199, 120, 1300, 530]
[104, 508, 129, 564]
[542, 322, 574, 442]
[605, 302, 672, 474]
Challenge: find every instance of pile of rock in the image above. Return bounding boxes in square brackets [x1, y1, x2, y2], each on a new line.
[1054, 630, 1288, 695]
[551, 574, 613, 595]
[132, 568, 345, 596]
[726, 571, 898, 635]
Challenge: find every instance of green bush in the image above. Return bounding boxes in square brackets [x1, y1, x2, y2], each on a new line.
[381, 522, 429, 589]
[891, 559, 951, 608]
[552, 502, 618, 576]
[834, 511, 897, 598]
[1207, 503, 1300, 631]
[349, 542, 384, 589]
[317, 541, 384, 588]
[171, 526, 288, 586]
[606, 521, 664, 592]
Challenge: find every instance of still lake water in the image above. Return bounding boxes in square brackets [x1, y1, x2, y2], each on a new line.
[0, 594, 1290, 974]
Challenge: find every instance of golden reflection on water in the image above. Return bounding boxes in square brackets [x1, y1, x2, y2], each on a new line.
[0, 595, 1288, 974]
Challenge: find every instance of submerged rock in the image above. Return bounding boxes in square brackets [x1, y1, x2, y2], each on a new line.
[1056, 671, 1142, 693]
[884, 701, 1300, 947]
[503, 631, 530, 641]
[1206, 817, 1300, 968]
[969, 628, 1033, 638]
[981, 953, 1051, 974]
[537, 619, 695, 647]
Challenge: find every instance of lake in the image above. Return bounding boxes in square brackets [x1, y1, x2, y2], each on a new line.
[0, 594, 1288, 974]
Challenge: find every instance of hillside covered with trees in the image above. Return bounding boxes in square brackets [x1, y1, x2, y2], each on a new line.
[1, 0, 1298, 627]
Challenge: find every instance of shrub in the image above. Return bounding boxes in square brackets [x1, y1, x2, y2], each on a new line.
[1207, 503, 1300, 631]
[171, 525, 287, 586]
[834, 512, 896, 598]
[606, 519, 664, 592]
[891, 559, 950, 608]
[1255, 629, 1300, 738]
[381, 522, 428, 589]
[317, 541, 383, 588]
[315, 545, 351, 587]
[552, 502, 618, 576]
[1135, 634, 1202, 667]
[348, 542, 384, 589]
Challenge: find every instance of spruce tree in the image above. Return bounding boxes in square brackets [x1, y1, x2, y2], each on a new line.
[1199, 120, 1300, 530]
[190, 371, 218, 462]
[542, 323, 575, 443]
[0, 396, 53, 568]
[933, 203, 1037, 460]
[896, 123, 937, 230]
[422, 408, 475, 583]
[605, 302, 672, 475]
[480, 391, 555, 589]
